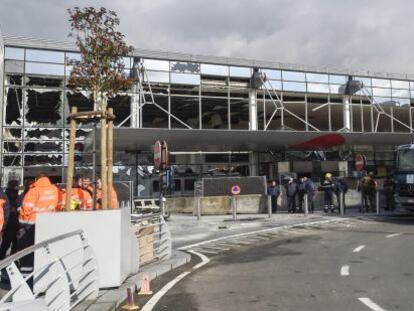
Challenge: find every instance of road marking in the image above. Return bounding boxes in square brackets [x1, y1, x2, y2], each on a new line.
[340, 265, 350, 276]
[179, 218, 345, 251]
[353, 245, 366, 253]
[358, 297, 387, 311]
[386, 232, 402, 238]
[141, 250, 209, 311]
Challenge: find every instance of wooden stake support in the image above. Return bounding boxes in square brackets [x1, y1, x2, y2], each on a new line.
[65, 106, 78, 211]
[107, 108, 114, 208]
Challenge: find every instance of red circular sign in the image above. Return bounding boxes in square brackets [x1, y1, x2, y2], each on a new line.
[154, 141, 162, 169]
[355, 153, 366, 171]
[162, 140, 169, 168]
[231, 184, 241, 195]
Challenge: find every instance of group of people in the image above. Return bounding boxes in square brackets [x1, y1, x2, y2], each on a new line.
[0, 173, 119, 280]
[267, 174, 348, 214]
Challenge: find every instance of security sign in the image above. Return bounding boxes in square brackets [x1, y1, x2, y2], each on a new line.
[231, 184, 241, 195]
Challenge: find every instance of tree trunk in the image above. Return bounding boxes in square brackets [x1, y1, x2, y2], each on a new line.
[100, 97, 108, 209]
[65, 106, 77, 211]
[107, 108, 114, 208]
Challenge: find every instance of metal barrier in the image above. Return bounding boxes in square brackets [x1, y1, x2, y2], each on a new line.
[131, 214, 172, 264]
[0, 230, 99, 310]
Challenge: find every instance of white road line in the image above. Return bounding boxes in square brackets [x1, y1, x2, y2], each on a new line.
[358, 297, 387, 311]
[141, 250, 210, 311]
[178, 218, 344, 251]
[340, 265, 350, 276]
[353, 245, 366, 253]
[386, 232, 402, 238]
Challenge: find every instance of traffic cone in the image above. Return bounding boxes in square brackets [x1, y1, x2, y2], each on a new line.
[121, 287, 139, 310]
[138, 274, 153, 295]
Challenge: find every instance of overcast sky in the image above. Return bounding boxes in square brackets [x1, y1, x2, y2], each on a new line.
[1, 0, 413, 74]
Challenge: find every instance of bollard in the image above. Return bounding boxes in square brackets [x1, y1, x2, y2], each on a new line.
[268, 195, 272, 218]
[197, 196, 201, 220]
[121, 287, 139, 310]
[304, 193, 309, 217]
[339, 193, 344, 217]
[232, 195, 237, 221]
[376, 191, 380, 215]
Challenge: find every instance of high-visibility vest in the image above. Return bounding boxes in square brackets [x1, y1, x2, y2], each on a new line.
[0, 197, 7, 232]
[94, 187, 119, 209]
[19, 177, 59, 225]
[58, 188, 93, 211]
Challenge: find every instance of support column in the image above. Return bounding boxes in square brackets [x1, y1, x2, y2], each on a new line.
[249, 90, 258, 131]
[249, 152, 259, 176]
[342, 95, 351, 131]
[131, 89, 139, 128]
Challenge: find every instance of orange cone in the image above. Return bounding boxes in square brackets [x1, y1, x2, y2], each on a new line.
[138, 274, 153, 295]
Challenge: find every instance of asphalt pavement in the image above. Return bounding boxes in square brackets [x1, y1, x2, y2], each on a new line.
[150, 214, 414, 311]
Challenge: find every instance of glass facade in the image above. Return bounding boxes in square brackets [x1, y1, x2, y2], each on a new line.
[1, 41, 414, 190]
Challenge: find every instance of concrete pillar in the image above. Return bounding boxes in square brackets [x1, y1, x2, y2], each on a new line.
[131, 87, 140, 128]
[249, 90, 258, 131]
[342, 95, 351, 131]
[249, 152, 258, 176]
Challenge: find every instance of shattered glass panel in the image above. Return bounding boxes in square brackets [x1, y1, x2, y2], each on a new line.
[26, 62, 64, 76]
[143, 59, 169, 71]
[3, 155, 21, 166]
[24, 154, 62, 166]
[5, 74, 23, 86]
[170, 73, 200, 85]
[24, 128, 62, 140]
[26, 76, 62, 87]
[24, 141, 62, 153]
[5, 47, 24, 60]
[65, 129, 93, 141]
[201, 64, 228, 76]
[3, 141, 22, 153]
[66, 91, 94, 113]
[3, 128, 22, 140]
[2, 168, 22, 186]
[25, 89, 63, 126]
[5, 60, 24, 74]
[26, 49, 64, 63]
[4, 87, 23, 125]
[171, 61, 200, 73]
[108, 95, 132, 126]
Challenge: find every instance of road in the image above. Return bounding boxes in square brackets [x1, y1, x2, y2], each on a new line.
[150, 215, 414, 311]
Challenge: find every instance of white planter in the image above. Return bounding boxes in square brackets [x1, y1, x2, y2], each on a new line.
[35, 208, 139, 288]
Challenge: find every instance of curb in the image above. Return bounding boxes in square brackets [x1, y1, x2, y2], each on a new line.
[74, 250, 191, 311]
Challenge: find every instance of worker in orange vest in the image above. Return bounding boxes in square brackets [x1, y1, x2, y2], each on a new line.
[17, 173, 59, 274]
[58, 176, 93, 211]
[94, 177, 119, 209]
[0, 188, 9, 236]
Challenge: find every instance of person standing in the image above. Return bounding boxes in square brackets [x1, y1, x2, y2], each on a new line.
[285, 178, 297, 213]
[334, 178, 348, 212]
[383, 176, 395, 211]
[304, 176, 316, 213]
[0, 180, 20, 260]
[297, 177, 306, 213]
[321, 173, 335, 213]
[359, 172, 376, 212]
[267, 180, 280, 214]
[17, 173, 59, 275]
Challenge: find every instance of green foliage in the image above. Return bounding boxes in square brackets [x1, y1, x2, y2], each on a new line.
[67, 7, 135, 105]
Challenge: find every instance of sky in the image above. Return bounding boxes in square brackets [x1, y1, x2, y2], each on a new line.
[1, 0, 413, 75]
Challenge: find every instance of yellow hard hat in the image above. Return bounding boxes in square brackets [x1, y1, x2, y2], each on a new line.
[325, 173, 332, 178]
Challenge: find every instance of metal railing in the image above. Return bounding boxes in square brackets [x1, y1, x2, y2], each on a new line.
[131, 214, 172, 264]
[0, 230, 99, 311]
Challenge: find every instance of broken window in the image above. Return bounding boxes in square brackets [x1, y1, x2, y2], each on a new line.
[24, 141, 62, 153]
[25, 89, 62, 126]
[170, 96, 199, 129]
[24, 128, 62, 140]
[201, 97, 228, 129]
[171, 62, 200, 74]
[26, 76, 62, 87]
[3, 141, 22, 153]
[2, 168, 22, 187]
[108, 95, 132, 126]
[4, 87, 23, 125]
[5, 74, 22, 86]
[24, 154, 62, 166]
[230, 99, 249, 130]
[142, 95, 169, 128]
[3, 155, 21, 166]
[3, 128, 22, 140]
[66, 91, 94, 114]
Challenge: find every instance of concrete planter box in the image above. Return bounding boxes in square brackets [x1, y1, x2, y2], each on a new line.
[35, 208, 139, 288]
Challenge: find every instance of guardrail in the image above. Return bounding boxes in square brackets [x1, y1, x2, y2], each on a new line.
[131, 214, 172, 265]
[0, 230, 99, 310]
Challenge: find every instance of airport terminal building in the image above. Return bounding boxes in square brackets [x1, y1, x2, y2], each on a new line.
[1, 34, 414, 196]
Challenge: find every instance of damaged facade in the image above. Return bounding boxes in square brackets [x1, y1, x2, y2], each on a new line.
[1, 36, 414, 197]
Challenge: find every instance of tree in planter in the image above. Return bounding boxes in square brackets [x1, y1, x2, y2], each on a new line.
[67, 7, 135, 209]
